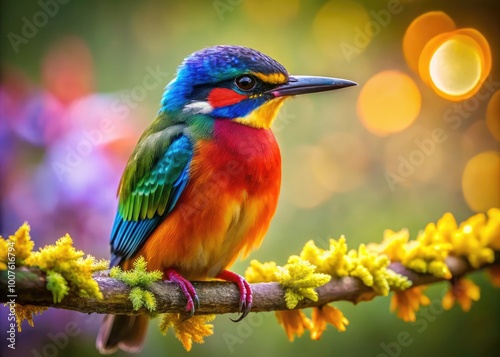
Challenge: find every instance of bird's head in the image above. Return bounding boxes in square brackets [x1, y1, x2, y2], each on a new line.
[161, 45, 356, 129]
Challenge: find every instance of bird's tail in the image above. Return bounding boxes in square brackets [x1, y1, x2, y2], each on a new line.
[96, 314, 149, 354]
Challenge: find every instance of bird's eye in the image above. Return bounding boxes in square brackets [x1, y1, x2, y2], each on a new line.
[235, 75, 257, 91]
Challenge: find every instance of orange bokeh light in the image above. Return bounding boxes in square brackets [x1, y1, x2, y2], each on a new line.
[403, 11, 456, 73]
[404, 11, 492, 102]
[357, 70, 421, 136]
[486, 91, 500, 142]
[462, 151, 500, 212]
[418, 29, 491, 101]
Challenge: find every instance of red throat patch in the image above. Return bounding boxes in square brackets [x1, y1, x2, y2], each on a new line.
[208, 88, 247, 108]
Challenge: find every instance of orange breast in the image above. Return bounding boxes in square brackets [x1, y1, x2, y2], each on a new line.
[132, 120, 281, 279]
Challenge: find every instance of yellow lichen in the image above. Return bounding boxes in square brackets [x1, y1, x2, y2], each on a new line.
[299, 237, 349, 277]
[346, 244, 411, 296]
[377, 228, 410, 262]
[110, 256, 162, 288]
[9, 223, 35, 264]
[274, 256, 331, 309]
[0, 222, 35, 269]
[0, 238, 9, 270]
[159, 313, 215, 351]
[14, 305, 48, 332]
[451, 213, 495, 268]
[244, 259, 277, 283]
[46, 271, 69, 303]
[483, 208, 500, 250]
[26, 234, 106, 301]
[373, 219, 455, 279]
[375, 210, 500, 282]
[0, 224, 108, 329]
[406, 223, 453, 279]
[110, 256, 162, 313]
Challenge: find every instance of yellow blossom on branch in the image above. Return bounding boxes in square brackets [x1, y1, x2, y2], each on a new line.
[390, 286, 431, 322]
[442, 278, 480, 312]
[159, 313, 215, 351]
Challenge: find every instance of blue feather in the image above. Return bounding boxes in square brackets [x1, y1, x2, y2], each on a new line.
[110, 135, 193, 266]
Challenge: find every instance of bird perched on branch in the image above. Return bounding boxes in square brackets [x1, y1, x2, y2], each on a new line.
[96, 45, 356, 354]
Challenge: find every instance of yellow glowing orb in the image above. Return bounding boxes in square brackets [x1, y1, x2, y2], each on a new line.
[357, 70, 422, 136]
[458, 28, 492, 81]
[462, 151, 500, 212]
[486, 91, 500, 142]
[403, 11, 456, 73]
[418, 28, 491, 101]
[429, 35, 482, 96]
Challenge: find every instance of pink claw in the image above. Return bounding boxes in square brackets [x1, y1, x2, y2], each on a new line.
[165, 268, 199, 317]
[216, 270, 253, 322]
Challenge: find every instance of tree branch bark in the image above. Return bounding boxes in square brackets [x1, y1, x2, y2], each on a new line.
[1, 255, 498, 316]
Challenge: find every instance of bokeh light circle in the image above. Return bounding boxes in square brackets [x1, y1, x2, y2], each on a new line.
[462, 151, 500, 212]
[418, 28, 491, 101]
[486, 91, 500, 142]
[357, 70, 422, 136]
[457, 28, 492, 80]
[403, 11, 456, 73]
[429, 35, 482, 96]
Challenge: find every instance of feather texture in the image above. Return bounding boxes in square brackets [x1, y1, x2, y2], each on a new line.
[110, 132, 193, 265]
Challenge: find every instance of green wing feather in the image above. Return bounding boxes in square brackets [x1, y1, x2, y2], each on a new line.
[117, 117, 190, 221]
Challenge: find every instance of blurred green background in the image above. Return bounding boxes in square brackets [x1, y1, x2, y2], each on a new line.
[1, 0, 499, 356]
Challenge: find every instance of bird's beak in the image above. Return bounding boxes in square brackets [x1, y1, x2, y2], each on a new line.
[267, 75, 357, 97]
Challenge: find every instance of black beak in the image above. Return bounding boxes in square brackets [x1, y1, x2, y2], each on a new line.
[267, 75, 357, 97]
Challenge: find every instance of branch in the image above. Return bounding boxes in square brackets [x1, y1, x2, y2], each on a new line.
[1, 255, 498, 316]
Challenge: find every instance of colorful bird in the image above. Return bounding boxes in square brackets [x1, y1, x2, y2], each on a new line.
[96, 45, 356, 354]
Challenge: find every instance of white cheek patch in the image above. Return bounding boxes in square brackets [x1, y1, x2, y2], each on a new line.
[183, 100, 213, 114]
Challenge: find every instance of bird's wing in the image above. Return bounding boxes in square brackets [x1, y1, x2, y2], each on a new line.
[110, 130, 193, 266]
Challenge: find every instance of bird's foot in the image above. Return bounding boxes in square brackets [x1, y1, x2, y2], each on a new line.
[216, 270, 252, 322]
[165, 268, 199, 317]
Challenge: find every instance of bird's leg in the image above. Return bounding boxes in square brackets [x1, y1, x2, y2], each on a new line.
[165, 268, 199, 317]
[216, 270, 252, 322]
